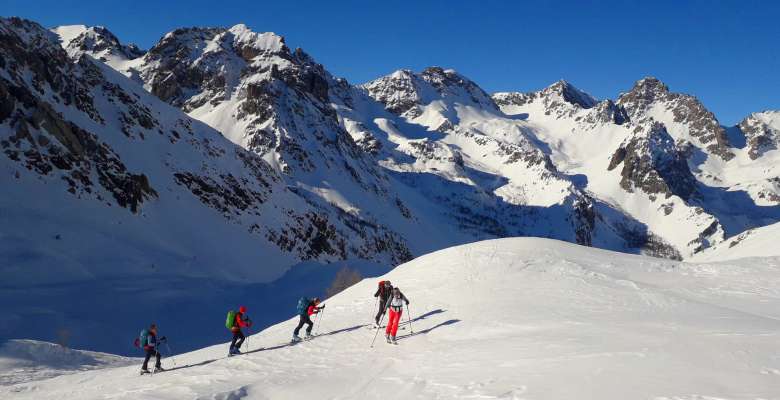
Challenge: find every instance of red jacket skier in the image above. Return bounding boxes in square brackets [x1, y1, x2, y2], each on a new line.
[229, 306, 252, 355]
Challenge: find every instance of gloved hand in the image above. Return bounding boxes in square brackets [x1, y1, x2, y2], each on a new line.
[159, 336, 167, 342]
[405, 301, 410, 305]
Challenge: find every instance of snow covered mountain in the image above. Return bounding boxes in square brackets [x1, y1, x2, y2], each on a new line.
[52, 21, 780, 262]
[494, 78, 780, 257]
[4, 16, 780, 356]
[0, 17, 430, 353]
[3, 238, 779, 399]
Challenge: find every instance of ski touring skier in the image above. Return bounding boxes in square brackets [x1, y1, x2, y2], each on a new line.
[292, 297, 324, 342]
[137, 323, 166, 374]
[226, 306, 252, 356]
[385, 287, 409, 345]
[373, 280, 393, 327]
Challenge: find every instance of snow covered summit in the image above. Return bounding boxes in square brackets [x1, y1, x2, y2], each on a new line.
[3, 237, 779, 399]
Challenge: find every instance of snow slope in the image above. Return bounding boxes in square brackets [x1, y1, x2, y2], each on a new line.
[0, 340, 135, 386]
[691, 221, 780, 262]
[4, 238, 779, 399]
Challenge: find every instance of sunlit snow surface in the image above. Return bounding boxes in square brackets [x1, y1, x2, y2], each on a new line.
[3, 238, 779, 399]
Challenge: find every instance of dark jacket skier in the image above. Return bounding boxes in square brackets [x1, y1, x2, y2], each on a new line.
[140, 324, 166, 373]
[373, 280, 394, 326]
[293, 297, 323, 341]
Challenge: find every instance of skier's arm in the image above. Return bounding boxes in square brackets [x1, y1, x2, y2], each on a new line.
[374, 287, 380, 297]
[402, 292, 410, 305]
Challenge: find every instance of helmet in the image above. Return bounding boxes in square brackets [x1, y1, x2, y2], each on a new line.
[239, 306, 247, 313]
[384, 281, 391, 287]
[313, 297, 320, 304]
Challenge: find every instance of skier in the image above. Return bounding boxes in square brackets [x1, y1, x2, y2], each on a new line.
[139, 324, 166, 374]
[385, 287, 409, 344]
[292, 297, 324, 342]
[228, 305, 252, 356]
[373, 280, 393, 327]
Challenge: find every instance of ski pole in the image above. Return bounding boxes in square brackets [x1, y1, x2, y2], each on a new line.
[245, 328, 251, 352]
[164, 342, 177, 367]
[370, 309, 387, 348]
[406, 304, 414, 334]
[314, 306, 326, 335]
[371, 297, 378, 321]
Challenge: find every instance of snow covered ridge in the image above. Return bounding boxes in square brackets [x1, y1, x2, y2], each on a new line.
[0, 15, 419, 284]
[51, 19, 780, 261]
[0, 340, 135, 386]
[3, 238, 780, 399]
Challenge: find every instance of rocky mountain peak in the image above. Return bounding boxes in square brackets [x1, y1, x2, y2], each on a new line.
[52, 24, 144, 62]
[543, 79, 598, 109]
[738, 110, 780, 160]
[362, 67, 497, 120]
[608, 121, 697, 202]
[617, 77, 734, 161]
[625, 76, 670, 101]
[226, 24, 287, 61]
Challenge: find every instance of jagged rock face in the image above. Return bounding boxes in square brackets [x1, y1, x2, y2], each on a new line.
[608, 122, 697, 201]
[738, 111, 780, 160]
[100, 23, 417, 263]
[57, 25, 144, 61]
[0, 18, 156, 213]
[2, 17, 417, 283]
[581, 100, 630, 125]
[362, 67, 498, 122]
[493, 80, 598, 120]
[617, 77, 734, 161]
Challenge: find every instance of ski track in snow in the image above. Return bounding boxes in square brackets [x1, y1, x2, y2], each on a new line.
[2, 238, 780, 399]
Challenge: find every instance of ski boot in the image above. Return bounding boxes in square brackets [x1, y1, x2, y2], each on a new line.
[140, 368, 150, 375]
[291, 334, 302, 343]
[154, 366, 165, 373]
[391, 336, 398, 345]
[386, 334, 391, 344]
[304, 332, 314, 341]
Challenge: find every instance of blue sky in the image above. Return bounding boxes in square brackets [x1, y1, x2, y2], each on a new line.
[5, 0, 779, 124]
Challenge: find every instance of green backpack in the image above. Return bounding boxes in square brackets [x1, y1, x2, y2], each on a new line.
[225, 310, 237, 329]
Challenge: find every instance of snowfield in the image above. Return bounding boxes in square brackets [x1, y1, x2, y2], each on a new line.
[3, 238, 779, 399]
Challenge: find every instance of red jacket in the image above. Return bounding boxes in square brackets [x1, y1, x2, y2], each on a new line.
[306, 304, 319, 316]
[232, 312, 251, 332]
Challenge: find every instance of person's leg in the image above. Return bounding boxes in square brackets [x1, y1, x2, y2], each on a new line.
[294, 315, 305, 336]
[390, 309, 402, 337]
[230, 331, 239, 349]
[304, 315, 314, 335]
[235, 330, 245, 349]
[375, 300, 386, 324]
[142, 349, 152, 370]
[154, 351, 161, 369]
[385, 309, 397, 336]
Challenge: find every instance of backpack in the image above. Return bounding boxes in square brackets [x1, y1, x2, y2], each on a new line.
[225, 310, 237, 329]
[378, 281, 390, 296]
[296, 297, 310, 315]
[135, 329, 149, 348]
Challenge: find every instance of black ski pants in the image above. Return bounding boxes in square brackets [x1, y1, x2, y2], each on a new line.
[230, 329, 245, 349]
[375, 298, 389, 323]
[142, 348, 161, 370]
[294, 314, 313, 335]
